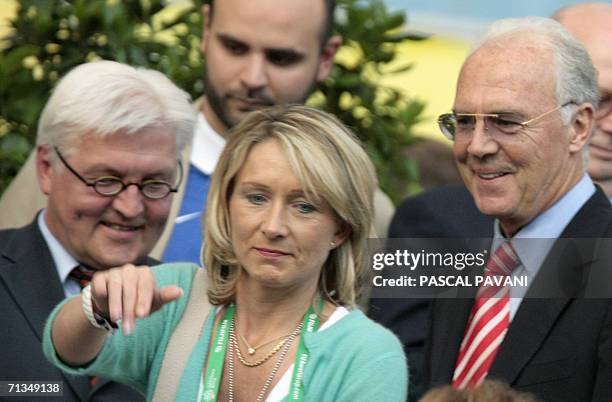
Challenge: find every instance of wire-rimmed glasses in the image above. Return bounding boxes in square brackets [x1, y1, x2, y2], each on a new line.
[438, 102, 575, 141]
[54, 146, 182, 199]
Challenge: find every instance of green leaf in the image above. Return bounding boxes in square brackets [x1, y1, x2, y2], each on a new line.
[1, 133, 31, 154]
[0, 0, 426, 202]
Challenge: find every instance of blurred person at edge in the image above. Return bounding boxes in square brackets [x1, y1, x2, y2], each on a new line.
[554, 3, 612, 200]
[419, 380, 540, 402]
[43, 105, 407, 402]
[0, 0, 395, 261]
[0, 61, 195, 401]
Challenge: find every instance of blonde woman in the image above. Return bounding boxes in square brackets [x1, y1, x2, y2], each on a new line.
[44, 105, 407, 401]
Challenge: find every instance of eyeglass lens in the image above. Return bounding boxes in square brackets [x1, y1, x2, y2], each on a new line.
[439, 114, 523, 139]
[93, 178, 173, 199]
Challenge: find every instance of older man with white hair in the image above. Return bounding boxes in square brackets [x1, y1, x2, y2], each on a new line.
[424, 17, 612, 402]
[0, 61, 195, 402]
[371, 10, 612, 402]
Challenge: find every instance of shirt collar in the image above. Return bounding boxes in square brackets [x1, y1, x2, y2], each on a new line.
[492, 173, 595, 277]
[37, 210, 79, 286]
[190, 112, 226, 175]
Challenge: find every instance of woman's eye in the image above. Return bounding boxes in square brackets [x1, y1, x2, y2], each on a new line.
[246, 194, 266, 205]
[296, 202, 316, 214]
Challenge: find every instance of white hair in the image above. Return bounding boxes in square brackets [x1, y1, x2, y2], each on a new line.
[471, 17, 598, 165]
[472, 16, 599, 124]
[36, 60, 195, 160]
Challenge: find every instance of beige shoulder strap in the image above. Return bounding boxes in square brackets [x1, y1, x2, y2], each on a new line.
[153, 268, 211, 402]
[149, 143, 192, 260]
[0, 151, 46, 229]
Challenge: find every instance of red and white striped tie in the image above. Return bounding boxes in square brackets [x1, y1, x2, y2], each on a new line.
[452, 241, 520, 389]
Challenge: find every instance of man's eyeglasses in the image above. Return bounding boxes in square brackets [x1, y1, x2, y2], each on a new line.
[54, 147, 182, 199]
[438, 102, 575, 141]
[595, 94, 612, 120]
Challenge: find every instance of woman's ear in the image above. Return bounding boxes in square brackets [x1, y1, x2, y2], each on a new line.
[331, 223, 351, 249]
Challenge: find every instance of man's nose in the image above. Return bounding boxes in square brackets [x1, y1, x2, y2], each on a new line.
[240, 54, 268, 90]
[466, 118, 499, 159]
[112, 185, 145, 218]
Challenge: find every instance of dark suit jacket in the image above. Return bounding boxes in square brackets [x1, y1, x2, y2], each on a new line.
[368, 185, 492, 401]
[0, 218, 151, 402]
[425, 186, 612, 402]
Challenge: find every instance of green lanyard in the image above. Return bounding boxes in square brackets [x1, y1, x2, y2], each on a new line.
[288, 301, 321, 401]
[200, 301, 322, 402]
[200, 304, 235, 402]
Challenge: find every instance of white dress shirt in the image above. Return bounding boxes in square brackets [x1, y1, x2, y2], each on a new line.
[37, 211, 80, 297]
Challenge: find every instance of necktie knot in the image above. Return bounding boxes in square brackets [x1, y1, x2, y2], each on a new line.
[485, 241, 520, 277]
[69, 265, 95, 289]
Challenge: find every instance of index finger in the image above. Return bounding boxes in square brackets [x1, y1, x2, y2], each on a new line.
[151, 286, 184, 313]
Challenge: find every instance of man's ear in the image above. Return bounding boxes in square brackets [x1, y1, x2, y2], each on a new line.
[200, 4, 212, 55]
[316, 35, 342, 82]
[36, 146, 54, 196]
[568, 103, 595, 154]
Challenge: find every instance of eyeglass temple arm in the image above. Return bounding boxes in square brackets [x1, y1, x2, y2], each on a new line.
[520, 105, 563, 127]
[53, 146, 96, 186]
[170, 160, 184, 192]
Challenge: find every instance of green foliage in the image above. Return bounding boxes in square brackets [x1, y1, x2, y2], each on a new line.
[0, 0, 425, 203]
[314, 0, 425, 202]
[0, 0, 204, 192]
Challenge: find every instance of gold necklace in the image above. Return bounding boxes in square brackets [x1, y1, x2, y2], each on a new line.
[227, 320, 302, 402]
[239, 331, 293, 355]
[230, 317, 303, 368]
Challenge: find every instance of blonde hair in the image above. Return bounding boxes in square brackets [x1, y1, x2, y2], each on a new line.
[419, 381, 540, 402]
[203, 105, 377, 307]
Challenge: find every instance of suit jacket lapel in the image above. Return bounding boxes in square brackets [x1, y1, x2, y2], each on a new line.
[0, 221, 65, 341]
[489, 188, 612, 384]
[0, 220, 91, 400]
[428, 298, 474, 385]
[488, 240, 586, 383]
[488, 298, 569, 383]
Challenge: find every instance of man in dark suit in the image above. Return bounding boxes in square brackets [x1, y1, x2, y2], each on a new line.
[372, 16, 612, 402]
[373, 7, 612, 400]
[368, 185, 491, 401]
[0, 61, 195, 401]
